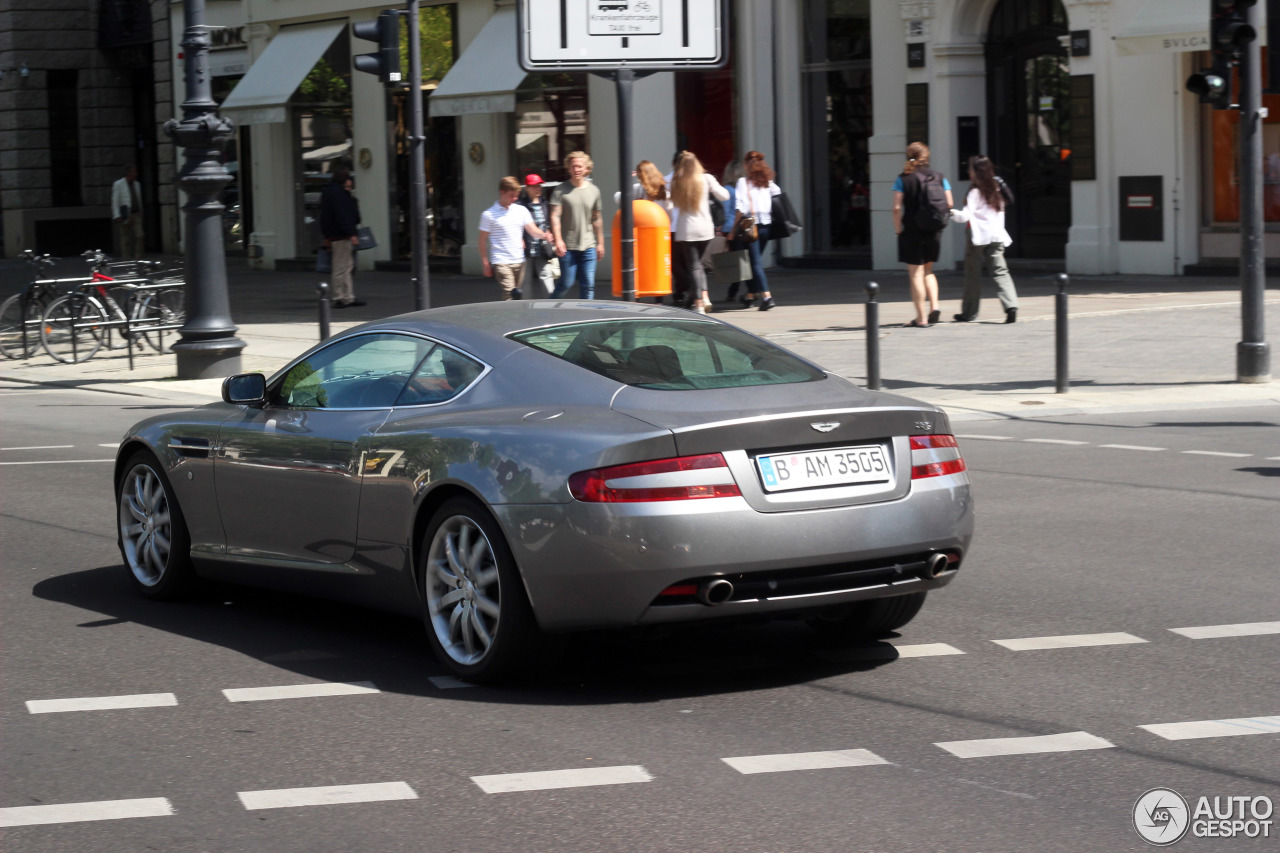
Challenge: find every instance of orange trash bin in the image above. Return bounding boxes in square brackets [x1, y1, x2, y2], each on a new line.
[611, 199, 672, 298]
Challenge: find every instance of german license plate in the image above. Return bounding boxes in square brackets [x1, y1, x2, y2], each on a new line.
[756, 445, 890, 492]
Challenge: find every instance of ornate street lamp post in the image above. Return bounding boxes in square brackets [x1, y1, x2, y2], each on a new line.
[164, 0, 245, 379]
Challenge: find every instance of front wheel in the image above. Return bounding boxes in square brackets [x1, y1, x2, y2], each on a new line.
[420, 497, 539, 683]
[0, 293, 47, 359]
[41, 294, 108, 363]
[116, 451, 195, 599]
[808, 592, 928, 640]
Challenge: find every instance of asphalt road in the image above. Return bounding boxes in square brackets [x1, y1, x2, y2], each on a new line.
[1, 382, 1277, 853]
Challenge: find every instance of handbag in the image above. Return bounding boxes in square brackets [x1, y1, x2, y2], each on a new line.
[712, 249, 752, 284]
[770, 192, 803, 236]
[539, 239, 556, 260]
[709, 197, 726, 230]
[356, 226, 377, 251]
[315, 247, 332, 273]
[731, 213, 757, 243]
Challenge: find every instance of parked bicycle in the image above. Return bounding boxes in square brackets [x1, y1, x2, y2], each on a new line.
[0, 250, 61, 359]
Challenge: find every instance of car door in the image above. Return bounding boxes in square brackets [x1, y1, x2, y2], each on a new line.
[214, 332, 434, 565]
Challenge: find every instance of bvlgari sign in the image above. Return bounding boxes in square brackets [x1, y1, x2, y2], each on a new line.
[1114, 0, 1210, 56]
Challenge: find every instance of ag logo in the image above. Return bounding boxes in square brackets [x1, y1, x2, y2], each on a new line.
[1134, 788, 1190, 846]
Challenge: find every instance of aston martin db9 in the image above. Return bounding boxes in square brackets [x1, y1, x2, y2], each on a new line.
[115, 302, 973, 681]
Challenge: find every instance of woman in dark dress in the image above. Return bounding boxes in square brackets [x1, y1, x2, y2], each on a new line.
[892, 142, 953, 327]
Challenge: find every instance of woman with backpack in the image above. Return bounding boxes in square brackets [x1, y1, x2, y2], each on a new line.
[892, 142, 953, 327]
[949, 155, 1019, 323]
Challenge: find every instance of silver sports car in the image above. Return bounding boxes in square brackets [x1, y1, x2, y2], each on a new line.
[115, 302, 973, 682]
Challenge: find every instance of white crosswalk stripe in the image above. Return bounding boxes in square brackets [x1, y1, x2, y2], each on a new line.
[0, 798, 173, 827]
[237, 782, 417, 810]
[1169, 621, 1280, 639]
[222, 682, 379, 702]
[991, 632, 1147, 651]
[26, 692, 178, 714]
[1138, 716, 1280, 741]
[935, 731, 1114, 758]
[471, 765, 652, 793]
[722, 749, 888, 774]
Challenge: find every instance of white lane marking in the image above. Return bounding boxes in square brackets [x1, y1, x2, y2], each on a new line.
[1022, 438, 1089, 445]
[1170, 621, 1280, 639]
[1099, 444, 1165, 451]
[894, 642, 966, 658]
[222, 681, 378, 702]
[0, 458, 114, 466]
[471, 765, 652, 794]
[0, 797, 173, 827]
[428, 676, 474, 690]
[1139, 716, 1280, 741]
[936, 731, 1114, 759]
[237, 781, 417, 811]
[722, 749, 888, 775]
[1182, 450, 1252, 458]
[0, 445, 75, 451]
[26, 693, 178, 714]
[992, 632, 1147, 651]
[955, 434, 1015, 441]
[98, 443, 119, 448]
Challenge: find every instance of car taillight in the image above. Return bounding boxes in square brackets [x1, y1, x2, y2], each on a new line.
[569, 453, 742, 502]
[910, 434, 966, 479]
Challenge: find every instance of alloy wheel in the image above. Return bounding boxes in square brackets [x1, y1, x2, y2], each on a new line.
[425, 514, 503, 666]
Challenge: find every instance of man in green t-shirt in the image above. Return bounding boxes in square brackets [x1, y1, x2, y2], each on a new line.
[550, 150, 605, 299]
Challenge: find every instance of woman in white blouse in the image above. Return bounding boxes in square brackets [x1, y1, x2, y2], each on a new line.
[670, 151, 729, 313]
[734, 150, 782, 311]
[949, 155, 1019, 323]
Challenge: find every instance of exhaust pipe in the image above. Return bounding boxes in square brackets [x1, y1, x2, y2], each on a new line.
[925, 553, 951, 579]
[696, 578, 734, 606]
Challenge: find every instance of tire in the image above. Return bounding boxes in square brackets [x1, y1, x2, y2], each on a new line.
[0, 293, 47, 359]
[420, 497, 540, 683]
[41, 294, 108, 363]
[132, 288, 184, 353]
[809, 592, 928, 640]
[116, 450, 195, 599]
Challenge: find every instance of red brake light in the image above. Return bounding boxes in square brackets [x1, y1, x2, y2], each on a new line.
[569, 453, 742, 502]
[910, 434, 966, 479]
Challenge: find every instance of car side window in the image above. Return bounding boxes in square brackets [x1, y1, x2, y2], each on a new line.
[272, 334, 433, 409]
[395, 344, 485, 406]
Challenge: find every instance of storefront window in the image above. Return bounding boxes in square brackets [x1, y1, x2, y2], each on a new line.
[514, 73, 589, 183]
[1207, 49, 1280, 224]
[803, 0, 873, 254]
[292, 31, 352, 256]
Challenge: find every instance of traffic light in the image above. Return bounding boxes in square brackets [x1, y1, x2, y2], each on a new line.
[1186, 66, 1232, 108]
[353, 10, 401, 85]
[1187, 0, 1257, 109]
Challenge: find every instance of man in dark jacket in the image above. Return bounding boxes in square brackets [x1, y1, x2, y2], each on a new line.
[320, 168, 365, 307]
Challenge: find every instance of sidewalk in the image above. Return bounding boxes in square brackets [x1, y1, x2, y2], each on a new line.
[2, 255, 1277, 421]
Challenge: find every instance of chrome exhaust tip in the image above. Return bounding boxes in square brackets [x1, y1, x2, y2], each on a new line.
[926, 553, 950, 579]
[697, 578, 734, 606]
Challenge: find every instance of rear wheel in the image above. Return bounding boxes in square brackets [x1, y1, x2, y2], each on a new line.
[132, 288, 185, 352]
[420, 497, 539, 683]
[41, 294, 108, 363]
[116, 451, 195, 599]
[809, 592, 928, 640]
[0, 293, 47, 359]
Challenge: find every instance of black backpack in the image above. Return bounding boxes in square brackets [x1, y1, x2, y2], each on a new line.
[911, 169, 951, 232]
[996, 176, 1015, 208]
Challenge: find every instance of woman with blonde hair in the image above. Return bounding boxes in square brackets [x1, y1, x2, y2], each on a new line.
[733, 150, 782, 310]
[892, 141, 953, 326]
[670, 150, 729, 312]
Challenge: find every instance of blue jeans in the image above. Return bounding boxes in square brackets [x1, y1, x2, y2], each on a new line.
[746, 223, 772, 295]
[553, 247, 598, 299]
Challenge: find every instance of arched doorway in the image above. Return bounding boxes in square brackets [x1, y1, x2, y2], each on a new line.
[985, 0, 1071, 258]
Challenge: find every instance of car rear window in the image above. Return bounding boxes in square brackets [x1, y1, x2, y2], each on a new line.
[509, 319, 825, 390]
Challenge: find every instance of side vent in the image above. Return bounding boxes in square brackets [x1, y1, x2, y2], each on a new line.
[169, 437, 211, 459]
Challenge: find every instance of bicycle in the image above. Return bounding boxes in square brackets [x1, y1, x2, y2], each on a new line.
[0, 251, 61, 359]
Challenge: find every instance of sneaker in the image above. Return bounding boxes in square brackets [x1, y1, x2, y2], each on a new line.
[953, 313, 976, 322]
[347, 299, 367, 308]
[1005, 307, 1017, 324]
[693, 304, 706, 314]
[758, 297, 775, 311]
[511, 288, 523, 300]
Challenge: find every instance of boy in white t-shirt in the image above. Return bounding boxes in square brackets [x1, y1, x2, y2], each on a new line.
[479, 176, 551, 300]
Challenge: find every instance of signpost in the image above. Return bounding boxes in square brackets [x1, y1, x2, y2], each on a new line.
[517, 0, 727, 301]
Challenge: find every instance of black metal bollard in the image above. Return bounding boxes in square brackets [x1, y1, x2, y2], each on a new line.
[1055, 272, 1069, 394]
[318, 282, 331, 341]
[865, 281, 881, 391]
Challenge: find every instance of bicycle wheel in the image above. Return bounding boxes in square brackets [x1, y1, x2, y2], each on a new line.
[132, 288, 184, 353]
[0, 293, 48, 359]
[41, 294, 108, 363]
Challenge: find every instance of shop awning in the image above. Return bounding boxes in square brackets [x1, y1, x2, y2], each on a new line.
[1114, 0, 1208, 56]
[219, 20, 345, 125]
[429, 7, 528, 118]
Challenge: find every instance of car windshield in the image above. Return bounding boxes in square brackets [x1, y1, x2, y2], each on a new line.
[509, 319, 825, 390]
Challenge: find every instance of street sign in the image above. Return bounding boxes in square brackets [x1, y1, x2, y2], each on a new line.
[518, 0, 726, 71]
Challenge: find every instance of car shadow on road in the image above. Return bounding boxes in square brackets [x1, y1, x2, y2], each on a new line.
[33, 565, 903, 705]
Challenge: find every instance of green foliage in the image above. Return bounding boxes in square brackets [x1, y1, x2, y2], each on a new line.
[298, 57, 350, 105]
[400, 5, 455, 85]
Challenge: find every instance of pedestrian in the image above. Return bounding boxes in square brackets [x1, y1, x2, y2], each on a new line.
[892, 142, 953, 327]
[733, 150, 782, 311]
[950, 155, 1019, 323]
[319, 167, 366, 308]
[111, 165, 145, 261]
[720, 159, 744, 302]
[550, 150, 605, 299]
[517, 174, 558, 296]
[479, 176, 551, 300]
[671, 151, 729, 314]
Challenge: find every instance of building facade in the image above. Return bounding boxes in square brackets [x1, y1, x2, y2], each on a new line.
[195, 0, 1276, 276]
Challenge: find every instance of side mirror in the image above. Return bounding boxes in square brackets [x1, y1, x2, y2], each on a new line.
[222, 373, 266, 405]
